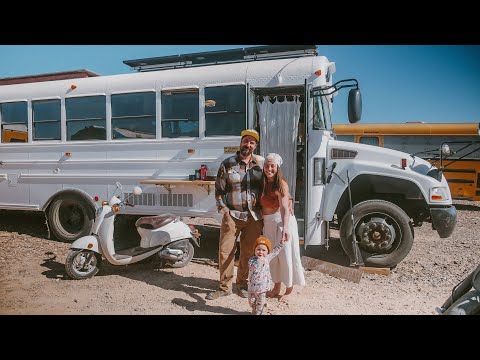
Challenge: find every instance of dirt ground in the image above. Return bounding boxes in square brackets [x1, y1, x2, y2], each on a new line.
[0, 200, 479, 315]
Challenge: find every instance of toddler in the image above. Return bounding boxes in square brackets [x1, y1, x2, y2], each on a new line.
[247, 236, 285, 315]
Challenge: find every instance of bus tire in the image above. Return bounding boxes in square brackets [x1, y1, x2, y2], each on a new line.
[339, 200, 414, 268]
[48, 195, 94, 242]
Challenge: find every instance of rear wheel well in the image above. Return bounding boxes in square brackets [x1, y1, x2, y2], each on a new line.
[46, 191, 95, 242]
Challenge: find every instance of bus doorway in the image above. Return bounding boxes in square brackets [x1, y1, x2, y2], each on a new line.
[253, 87, 306, 240]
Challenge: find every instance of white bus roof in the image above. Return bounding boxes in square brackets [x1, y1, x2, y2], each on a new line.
[0, 52, 332, 101]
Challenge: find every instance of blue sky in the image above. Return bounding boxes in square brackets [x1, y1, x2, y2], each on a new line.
[0, 45, 479, 125]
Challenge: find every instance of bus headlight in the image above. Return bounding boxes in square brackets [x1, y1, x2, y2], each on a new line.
[430, 187, 450, 202]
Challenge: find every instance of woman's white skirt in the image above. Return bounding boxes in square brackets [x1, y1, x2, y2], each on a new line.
[263, 211, 306, 288]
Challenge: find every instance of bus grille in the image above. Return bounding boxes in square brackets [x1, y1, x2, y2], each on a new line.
[123, 192, 193, 207]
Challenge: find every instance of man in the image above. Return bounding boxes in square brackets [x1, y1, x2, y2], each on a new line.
[206, 129, 264, 300]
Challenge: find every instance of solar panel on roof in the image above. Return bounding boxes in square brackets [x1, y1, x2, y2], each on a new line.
[123, 45, 317, 72]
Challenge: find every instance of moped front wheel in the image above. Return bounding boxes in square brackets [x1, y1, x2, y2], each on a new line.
[65, 249, 102, 280]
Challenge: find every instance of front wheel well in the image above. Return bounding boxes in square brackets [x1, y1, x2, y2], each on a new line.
[334, 174, 429, 226]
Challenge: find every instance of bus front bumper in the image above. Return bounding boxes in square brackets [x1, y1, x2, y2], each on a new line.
[430, 206, 457, 238]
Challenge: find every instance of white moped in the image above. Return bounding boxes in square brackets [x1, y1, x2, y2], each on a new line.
[65, 183, 199, 280]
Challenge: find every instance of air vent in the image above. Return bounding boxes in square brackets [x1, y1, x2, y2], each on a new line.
[331, 148, 358, 159]
[159, 193, 193, 207]
[123, 192, 155, 206]
[123, 193, 193, 207]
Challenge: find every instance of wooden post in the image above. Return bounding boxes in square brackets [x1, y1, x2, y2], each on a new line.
[359, 266, 391, 276]
[301, 256, 363, 283]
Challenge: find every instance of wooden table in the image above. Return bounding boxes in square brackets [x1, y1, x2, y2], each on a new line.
[140, 179, 216, 195]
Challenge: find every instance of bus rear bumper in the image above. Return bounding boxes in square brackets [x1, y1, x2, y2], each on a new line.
[430, 206, 457, 238]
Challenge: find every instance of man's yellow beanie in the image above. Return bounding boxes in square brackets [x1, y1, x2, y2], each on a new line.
[241, 129, 259, 142]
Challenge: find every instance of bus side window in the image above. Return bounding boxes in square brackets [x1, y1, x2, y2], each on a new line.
[111, 92, 156, 140]
[359, 136, 379, 146]
[66, 95, 107, 141]
[33, 99, 61, 141]
[204, 85, 246, 136]
[1, 101, 28, 143]
[161, 90, 199, 138]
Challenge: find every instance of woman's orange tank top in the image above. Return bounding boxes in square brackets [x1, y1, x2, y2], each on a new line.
[260, 182, 279, 208]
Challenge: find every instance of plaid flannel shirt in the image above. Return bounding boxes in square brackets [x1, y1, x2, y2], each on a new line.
[215, 152, 264, 221]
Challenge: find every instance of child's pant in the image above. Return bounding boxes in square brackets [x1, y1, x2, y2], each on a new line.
[248, 291, 267, 315]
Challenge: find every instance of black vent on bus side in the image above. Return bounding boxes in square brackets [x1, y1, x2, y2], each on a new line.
[331, 148, 358, 159]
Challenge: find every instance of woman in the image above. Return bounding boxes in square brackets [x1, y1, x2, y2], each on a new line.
[260, 153, 305, 299]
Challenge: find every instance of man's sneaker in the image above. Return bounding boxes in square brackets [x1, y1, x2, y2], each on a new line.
[205, 289, 232, 300]
[235, 286, 249, 298]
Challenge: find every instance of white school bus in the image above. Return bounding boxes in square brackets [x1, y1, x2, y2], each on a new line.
[334, 122, 480, 201]
[0, 45, 457, 268]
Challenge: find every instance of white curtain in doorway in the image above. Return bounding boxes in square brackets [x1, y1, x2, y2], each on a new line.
[257, 95, 301, 199]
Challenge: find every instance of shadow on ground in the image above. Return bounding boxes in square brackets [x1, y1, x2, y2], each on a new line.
[3, 210, 348, 314]
[0, 210, 50, 240]
[454, 203, 480, 212]
[1, 211, 350, 267]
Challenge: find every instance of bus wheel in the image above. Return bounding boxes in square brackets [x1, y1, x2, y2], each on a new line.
[48, 195, 94, 242]
[339, 200, 414, 269]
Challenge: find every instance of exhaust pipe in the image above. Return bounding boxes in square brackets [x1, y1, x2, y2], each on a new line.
[159, 248, 183, 261]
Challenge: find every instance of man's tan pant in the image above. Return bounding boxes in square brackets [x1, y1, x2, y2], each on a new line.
[218, 214, 263, 292]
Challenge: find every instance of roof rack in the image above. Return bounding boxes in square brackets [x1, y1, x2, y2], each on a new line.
[123, 45, 317, 72]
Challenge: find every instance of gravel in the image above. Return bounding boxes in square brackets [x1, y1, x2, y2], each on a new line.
[0, 200, 478, 315]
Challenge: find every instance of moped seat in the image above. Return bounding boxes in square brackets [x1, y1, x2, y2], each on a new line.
[135, 214, 177, 230]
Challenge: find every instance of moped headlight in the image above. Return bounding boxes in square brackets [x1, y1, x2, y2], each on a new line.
[429, 187, 450, 202]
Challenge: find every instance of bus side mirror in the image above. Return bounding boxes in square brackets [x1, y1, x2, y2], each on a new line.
[348, 89, 362, 123]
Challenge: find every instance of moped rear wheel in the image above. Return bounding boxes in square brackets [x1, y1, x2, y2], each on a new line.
[65, 249, 102, 280]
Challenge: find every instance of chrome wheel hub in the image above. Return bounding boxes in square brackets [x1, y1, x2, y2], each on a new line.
[357, 217, 396, 253]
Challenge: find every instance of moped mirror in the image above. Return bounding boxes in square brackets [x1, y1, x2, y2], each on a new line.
[115, 182, 123, 190]
[133, 186, 142, 196]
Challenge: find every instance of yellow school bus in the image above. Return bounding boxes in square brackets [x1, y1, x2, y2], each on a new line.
[334, 122, 480, 201]
[2, 127, 28, 143]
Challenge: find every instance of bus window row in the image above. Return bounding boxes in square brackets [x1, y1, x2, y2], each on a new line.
[0, 85, 246, 143]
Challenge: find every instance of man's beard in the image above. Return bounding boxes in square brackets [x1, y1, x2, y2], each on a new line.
[240, 146, 253, 157]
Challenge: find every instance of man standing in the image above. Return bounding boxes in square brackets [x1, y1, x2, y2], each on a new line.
[206, 129, 264, 300]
